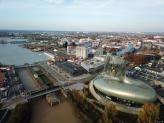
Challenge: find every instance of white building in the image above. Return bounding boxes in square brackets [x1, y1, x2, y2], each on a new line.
[76, 46, 88, 59]
[59, 38, 68, 46]
[0, 87, 8, 102]
[81, 56, 105, 73]
[44, 52, 55, 61]
[144, 68, 164, 77]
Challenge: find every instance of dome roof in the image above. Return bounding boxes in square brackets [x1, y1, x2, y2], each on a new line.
[93, 77, 157, 104]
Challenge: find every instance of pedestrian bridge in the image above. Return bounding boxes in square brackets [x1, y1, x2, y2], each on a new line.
[1, 82, 78, 110]
[26, 82, 74, 100]
[14, 64, 36, 69]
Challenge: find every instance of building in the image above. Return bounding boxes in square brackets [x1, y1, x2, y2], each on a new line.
[116, 44, 135, 56]
[0, 88, 8, 101]
[76, 46, 88, 59]
[0, 71, 5, 88]
[56, 61, 87, 76]
[44, 52, 55, 60]
[89, 54, 157, 113]
[59, 38, 68, 46]
[0, 71, 8, 101]
[125, 54, 146, 65]
[94, 48, 104, 56]
[81, 56, 105, 73]
[67, 45, 76, 55]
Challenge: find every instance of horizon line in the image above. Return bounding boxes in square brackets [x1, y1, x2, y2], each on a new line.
[0, 29, 164, 34]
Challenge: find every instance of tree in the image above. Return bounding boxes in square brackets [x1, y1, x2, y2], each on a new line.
[72, 90, 86, 104]
[138, 103, 160, 123]
[99, 103, 117, 123]
[7, 103, 32, 123]
[0, 103, 3, 108]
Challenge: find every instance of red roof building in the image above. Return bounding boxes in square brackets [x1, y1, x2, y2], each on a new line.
[0, 71, 5, 88]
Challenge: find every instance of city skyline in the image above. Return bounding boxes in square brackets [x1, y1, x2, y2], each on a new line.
[0, 0, 164, 32]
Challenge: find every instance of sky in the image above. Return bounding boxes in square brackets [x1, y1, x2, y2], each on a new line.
[0, 0, 164, 32]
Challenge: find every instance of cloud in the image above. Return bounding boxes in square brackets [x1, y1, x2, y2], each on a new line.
[154, 0, 164, 5]
[68, 0, 114, 9]
[0, 0, 164, 10]
[1, 0, 163, 9]
[41, 0, 114, 8]
[43, 0, 65, 4]
[140, 0, 164, 6]
[42, 0, 164, 8]
[119, 0, 164, 7]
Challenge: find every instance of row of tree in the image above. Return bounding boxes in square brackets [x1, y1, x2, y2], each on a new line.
[69, 90, 121, 123]
[138, 103, 160, 123]
[99, 103, 118, 123]
[100, 102, 160, 123]
[69, 89, 160, 123]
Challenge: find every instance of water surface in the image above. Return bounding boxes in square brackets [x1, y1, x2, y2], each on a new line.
[0, 44, 48, 65]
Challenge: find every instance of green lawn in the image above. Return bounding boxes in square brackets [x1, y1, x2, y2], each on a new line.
[35, 70, 43, 75]
[31, 67, 43, 75]
[56, 51, 67, 57]
[39, 74, 53, 86]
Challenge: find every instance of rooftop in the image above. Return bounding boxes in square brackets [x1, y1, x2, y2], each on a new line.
[93, 76, 157, 104]
[81, 58, 105, 68]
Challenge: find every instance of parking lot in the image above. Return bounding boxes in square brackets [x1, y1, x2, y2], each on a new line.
[126, 68, 164, 99]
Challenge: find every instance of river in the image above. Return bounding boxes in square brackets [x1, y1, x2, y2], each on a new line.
[0, 44, 48, 65]
[0, 44, 87, 123]
[31, 99, 85, 123]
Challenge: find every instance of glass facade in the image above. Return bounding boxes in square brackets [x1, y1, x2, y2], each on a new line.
[103, 53, 125, 82]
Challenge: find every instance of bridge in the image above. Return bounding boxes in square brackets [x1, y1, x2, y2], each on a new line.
[14, 64, 36, 69]
[26, 82, 75, 100]
[1, 82, 80, 109]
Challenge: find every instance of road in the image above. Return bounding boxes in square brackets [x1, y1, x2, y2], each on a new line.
[157, 95, 164, 105]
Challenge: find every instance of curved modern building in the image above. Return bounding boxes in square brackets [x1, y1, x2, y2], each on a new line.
[89, 54, 157, 112]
